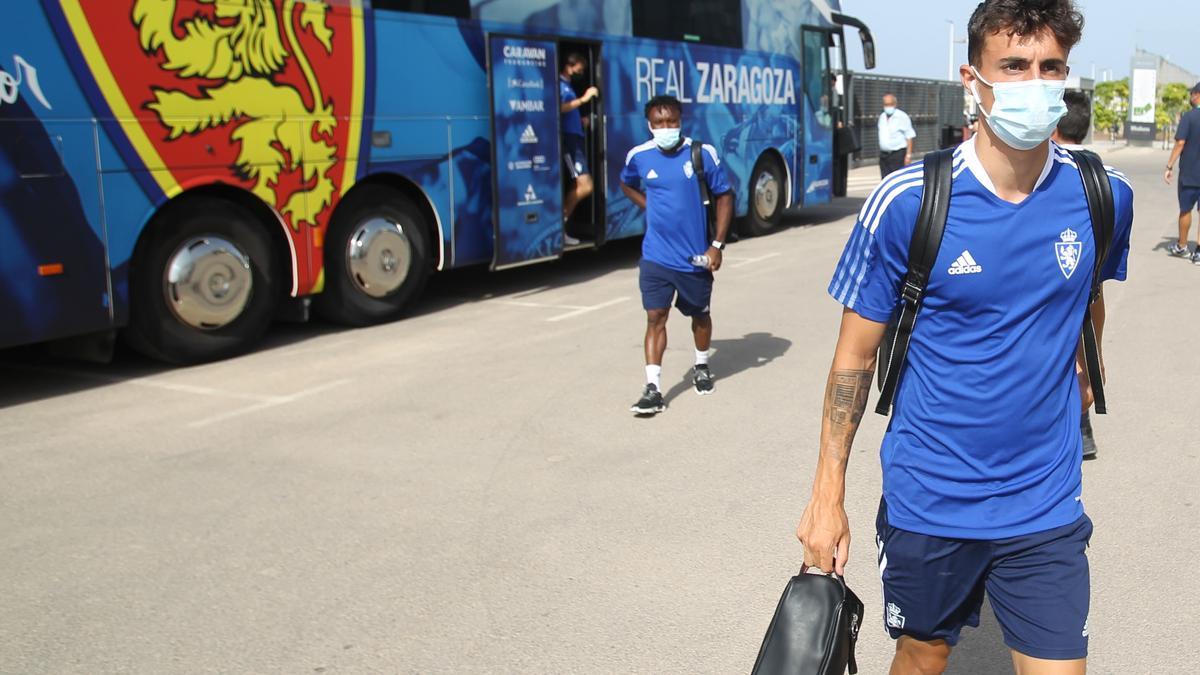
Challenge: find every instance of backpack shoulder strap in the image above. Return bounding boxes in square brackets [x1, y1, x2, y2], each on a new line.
[1068, 148, 1115, 414]
[692, 139, 715, 240]
[875, 147, 955, 416]
[1067, 149, 1114, 298]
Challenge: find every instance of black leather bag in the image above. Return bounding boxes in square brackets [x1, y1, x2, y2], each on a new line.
[751, 570, 864, 675]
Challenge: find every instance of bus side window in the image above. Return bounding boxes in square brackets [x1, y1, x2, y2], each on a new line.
[373, 0, 469, 19]
[631, 0, 743, 50]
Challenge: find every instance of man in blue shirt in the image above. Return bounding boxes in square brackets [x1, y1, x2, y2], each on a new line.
[559, 53, 599, 245]
[1165, 82, 1200, 262]
[797, 2, 1134, 673]
[620, 95, 732, 415]
[877, 93, 916, 177]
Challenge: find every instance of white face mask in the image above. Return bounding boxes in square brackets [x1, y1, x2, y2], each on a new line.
[648, 123, 681, 149]
[883, 105, 896, 115]
[970, 66, 1067, 151]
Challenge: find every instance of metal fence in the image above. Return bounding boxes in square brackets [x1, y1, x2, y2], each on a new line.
[850, 73, 967, 167]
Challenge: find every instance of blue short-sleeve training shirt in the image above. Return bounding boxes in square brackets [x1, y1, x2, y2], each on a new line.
[1176, 107, 1200, 187]
[560, 77, 583, 138]
[828, 139, 1134, 540]
[621, 137, 731, 272]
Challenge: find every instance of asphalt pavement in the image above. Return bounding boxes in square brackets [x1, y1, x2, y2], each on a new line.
[1, 143, 1196, 673]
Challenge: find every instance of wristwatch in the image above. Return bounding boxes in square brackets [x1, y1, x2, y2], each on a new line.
[711, 240, 725, 250]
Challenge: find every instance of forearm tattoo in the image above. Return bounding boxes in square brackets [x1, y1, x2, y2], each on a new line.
[824, 369, 873, 429]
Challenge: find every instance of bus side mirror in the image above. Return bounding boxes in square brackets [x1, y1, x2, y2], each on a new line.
[859, 30, 876, 70]
[830, 12, 876, 71]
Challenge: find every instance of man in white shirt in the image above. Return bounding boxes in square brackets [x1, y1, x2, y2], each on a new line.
[877, 93, 916, 177]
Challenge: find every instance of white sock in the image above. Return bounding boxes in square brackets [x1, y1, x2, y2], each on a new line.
[645, 364, 662, 388]
[695, 349, 709, 366]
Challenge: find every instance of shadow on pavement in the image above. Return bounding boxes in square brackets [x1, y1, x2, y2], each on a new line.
[1, 201, 862, 408]
[0, 321, 355, 410]
[782, 197, 867, 228]
[412, 237, 643, 319]
[945, 601, 1014, 674]
[661, 331, 792, 404]
[1153, 235, 1185, 254]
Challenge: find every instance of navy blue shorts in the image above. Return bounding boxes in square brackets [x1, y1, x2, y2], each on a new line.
[1179, 184, 1200, 213]
[875, 499, 1092, 660]
[563, 133, 589, 178]
[639, 259, 712, 316]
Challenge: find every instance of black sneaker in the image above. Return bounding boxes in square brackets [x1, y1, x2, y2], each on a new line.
[1191, 250, 1200, 266]
[630, 384, 665, 415]
[692, 364, 715, 395]
[1081, 412, 1098, 460]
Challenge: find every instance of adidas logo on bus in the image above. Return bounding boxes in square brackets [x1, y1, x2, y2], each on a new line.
[520, 124, 538, 144]
[948, 250, 983, 275]
[519, 184, 542, 205]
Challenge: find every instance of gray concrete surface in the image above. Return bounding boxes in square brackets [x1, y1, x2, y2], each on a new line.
[1, 145, 1196, 673]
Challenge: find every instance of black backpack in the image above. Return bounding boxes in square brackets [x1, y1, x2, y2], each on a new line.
[874, 147, 1114, 417]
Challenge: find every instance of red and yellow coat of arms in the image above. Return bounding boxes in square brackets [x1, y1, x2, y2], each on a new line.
[48, 0, 369, 295]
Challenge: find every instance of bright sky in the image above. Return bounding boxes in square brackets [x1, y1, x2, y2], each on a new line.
[840, 0, 1200, 84]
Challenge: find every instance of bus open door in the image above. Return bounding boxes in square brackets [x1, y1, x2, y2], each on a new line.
[558, 39, 606, 250]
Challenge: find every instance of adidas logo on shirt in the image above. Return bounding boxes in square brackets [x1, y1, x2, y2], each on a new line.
[948, 250, 983, 275]
[519, 124, 538, 144]
[646, 169, 659, 179]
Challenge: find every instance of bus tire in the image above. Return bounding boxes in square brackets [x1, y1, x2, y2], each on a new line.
[126, 198, 279, 364]
[313, 185, 431, 326]
[741, 154, 785, 237]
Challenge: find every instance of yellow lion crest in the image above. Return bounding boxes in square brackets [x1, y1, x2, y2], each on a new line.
[133, 0, 337, 229]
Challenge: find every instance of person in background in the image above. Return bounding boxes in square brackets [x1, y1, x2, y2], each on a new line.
[559, 53, 599, 246]
[877, 93, 916, 177]
[1050, 89, 1100, 460]
[620, 96, 733, 415]
[1165, 82, 1200, 262]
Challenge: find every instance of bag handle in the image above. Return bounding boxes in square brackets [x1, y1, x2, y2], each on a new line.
[875, 149, 955, 416]
[1068, 149, 1114, 414]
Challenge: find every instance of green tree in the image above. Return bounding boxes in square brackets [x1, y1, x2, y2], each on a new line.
[1093, 78, 1129, 140]
[1158, 82, 1191, 131]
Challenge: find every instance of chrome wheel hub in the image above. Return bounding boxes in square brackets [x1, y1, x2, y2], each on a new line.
[164, 236, 253, 330]
[347, 217, 411, 298]
[754, 171, 780, 220]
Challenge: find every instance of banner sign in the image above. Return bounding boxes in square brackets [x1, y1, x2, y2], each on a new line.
[488, 35, 562, 269]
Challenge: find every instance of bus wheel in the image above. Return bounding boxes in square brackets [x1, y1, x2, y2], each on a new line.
[741, 155, 785, 237]
[314, 185, 431, 326]
[126, 198, 279, 364]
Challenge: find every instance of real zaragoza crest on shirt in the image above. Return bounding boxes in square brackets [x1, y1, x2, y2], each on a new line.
[1055, 227, 1083, 279]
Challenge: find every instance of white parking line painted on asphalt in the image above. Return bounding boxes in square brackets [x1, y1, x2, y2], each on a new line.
[546, 297, 629, 322]
[0, 364, 272, 403]
[275, 338, 355, 357]
[494, 299, 581, 311]
[726, 252, 782, 268]
[186, 378, 352, 428]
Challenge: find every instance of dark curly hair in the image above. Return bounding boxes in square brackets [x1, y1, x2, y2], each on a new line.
[967, 0, 1084, 66]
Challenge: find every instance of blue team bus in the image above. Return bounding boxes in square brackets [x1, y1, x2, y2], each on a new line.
[0, 0, 874, 363]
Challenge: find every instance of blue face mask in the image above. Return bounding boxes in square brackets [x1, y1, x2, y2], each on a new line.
[883, 106, 896, 115]
[649, 124, 681, 149]
[971, 66, 1067, 151]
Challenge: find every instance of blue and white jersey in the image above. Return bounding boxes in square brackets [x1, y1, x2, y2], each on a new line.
[829, 139, 1134, 540]
[622, 137, 732, 272]
[559, 77, 583, 138]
